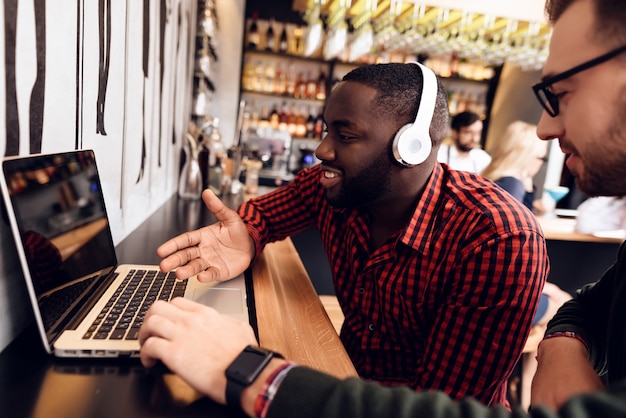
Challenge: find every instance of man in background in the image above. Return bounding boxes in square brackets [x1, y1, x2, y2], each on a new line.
[437, 110, 491, 173]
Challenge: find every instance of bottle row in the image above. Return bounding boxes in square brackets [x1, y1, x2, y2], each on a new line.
[246, 13, 302, 56]
[447, 89, 488, 119]
[239, 87, 486, 144]
[243, 102, 325, 141]
[425, 54, 496, 82]
[242, 59, 328, 101]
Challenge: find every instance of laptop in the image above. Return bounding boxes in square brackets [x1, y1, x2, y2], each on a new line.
[0, 149, 250, 358]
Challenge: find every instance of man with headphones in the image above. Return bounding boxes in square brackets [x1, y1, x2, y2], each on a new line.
[138, 62, 547, 415]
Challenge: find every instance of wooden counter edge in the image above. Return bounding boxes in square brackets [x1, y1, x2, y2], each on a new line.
[537, 215, 624, 244]
[252, 238, 357, 379]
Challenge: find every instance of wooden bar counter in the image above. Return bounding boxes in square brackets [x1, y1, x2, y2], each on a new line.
[253, 238, 356, 377]
[535, 214, 623, 296]
[0, 192, 355, 417]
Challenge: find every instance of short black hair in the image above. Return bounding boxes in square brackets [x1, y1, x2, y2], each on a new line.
[546, 0, 626, 46]
[342, 63, 450, 146]
[450, 111, 481, 132]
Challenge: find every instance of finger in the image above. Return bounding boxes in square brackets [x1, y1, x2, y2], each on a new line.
[195, 267, 221, 283]
[202, 189, 239, 225]
[139, 335, 170, 368]
[138, 302, 182, 344]
[157, 230, 201, 259]
[169, 258, 211, 280]
[159, 245, 206, 275]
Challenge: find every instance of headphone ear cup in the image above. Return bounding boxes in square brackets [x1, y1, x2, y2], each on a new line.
[392, 123, 432, 166]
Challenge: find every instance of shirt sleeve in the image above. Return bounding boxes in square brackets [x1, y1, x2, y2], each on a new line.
[545, 242, 626, 375]
[237, 166, 323, 254]
[266, 366, 626, 418]
[414, 228, 547, 404]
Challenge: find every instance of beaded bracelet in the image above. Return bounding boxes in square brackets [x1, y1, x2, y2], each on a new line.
[254, 361, 298, 418]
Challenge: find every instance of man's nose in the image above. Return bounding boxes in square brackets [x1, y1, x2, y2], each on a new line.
[536, 111, 562, 142]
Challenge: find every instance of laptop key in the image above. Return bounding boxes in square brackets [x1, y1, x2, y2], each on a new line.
[126, 327, 140, 340]
[110, 329, 126, 340]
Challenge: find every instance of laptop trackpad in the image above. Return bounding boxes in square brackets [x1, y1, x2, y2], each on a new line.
[192, 287, 243, 314]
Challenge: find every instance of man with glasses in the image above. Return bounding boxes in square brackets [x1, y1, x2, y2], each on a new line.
[137, 0, 626, 416]
[530, 0, 626, 412]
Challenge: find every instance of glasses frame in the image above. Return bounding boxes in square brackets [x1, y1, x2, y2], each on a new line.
[532, 44, 626, 117]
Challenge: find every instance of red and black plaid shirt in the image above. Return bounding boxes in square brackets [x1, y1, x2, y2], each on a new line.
[238, 163, 548, 406]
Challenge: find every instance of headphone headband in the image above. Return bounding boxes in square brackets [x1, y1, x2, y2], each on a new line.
[409, 62, 437, 135]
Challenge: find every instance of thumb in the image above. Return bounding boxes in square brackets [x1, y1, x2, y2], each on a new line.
[202, 189, 240, 225]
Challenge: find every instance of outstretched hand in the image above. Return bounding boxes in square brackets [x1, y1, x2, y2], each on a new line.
[157, 190, 255, 282]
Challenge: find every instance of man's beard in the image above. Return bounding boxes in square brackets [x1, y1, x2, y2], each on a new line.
[456, 141, 475, 153]
[326, 152, 393, 209]
[575, 90, 626, 197]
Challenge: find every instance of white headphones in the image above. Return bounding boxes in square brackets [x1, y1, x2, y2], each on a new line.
[391, 61, 438, 167]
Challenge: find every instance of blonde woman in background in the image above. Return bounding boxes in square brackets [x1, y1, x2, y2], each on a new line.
[482, 120, 549, 212]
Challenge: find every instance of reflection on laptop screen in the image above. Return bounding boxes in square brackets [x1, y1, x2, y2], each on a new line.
[3, 151, 117, 328]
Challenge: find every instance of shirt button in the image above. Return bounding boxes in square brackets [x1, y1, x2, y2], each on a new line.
[368, 324, 375, 331]
[359, 288, 365, 294]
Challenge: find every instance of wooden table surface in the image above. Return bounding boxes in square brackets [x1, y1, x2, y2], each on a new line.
[538, 215, 624, 244]
[253, 238, 357, 378]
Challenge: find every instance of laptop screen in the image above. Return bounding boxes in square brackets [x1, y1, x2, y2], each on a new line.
[2, 150, 117, 332]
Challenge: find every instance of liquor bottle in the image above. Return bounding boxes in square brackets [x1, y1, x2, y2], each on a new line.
[264, 62, 276, 93]
[269, 105, 280, 130]
[292, 26, 304, 56]
[247, 12, 260, 50]
[279, 24, 288, 54]
[253, 60, 265, 92]
[206, 118, 225, 196]
[306, 70, 317, 100]
[316, 70, 327, 101]
[295, 106, 307, 138]
[274, 62, 287, 95]
[305, 106, 315, 138]
[294, 72, 306, 99]
[287, 104, 298, 136]
[314, 106, 324, 139]
[286, 63, 296, 97]
[265, 18, 276, 52]
[258, 105, 270, 129]
[278, 102, 289, 132]
[242, 58, 255, 91]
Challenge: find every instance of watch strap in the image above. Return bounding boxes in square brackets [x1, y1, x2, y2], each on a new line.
[226, 377, 248, 411]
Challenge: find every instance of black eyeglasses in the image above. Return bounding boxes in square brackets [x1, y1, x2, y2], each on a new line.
[532, 44, 626, 117]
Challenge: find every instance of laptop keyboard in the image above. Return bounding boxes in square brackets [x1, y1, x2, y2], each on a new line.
[82, 269, 187, 341]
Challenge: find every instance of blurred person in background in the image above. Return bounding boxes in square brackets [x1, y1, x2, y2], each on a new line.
[438, 110, 491, 173]
[481, 120, 549, 214]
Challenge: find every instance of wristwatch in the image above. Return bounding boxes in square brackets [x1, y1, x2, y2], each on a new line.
[225, 345, 284, 410]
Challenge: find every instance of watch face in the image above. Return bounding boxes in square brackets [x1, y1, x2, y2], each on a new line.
[226, 347, 274, 385]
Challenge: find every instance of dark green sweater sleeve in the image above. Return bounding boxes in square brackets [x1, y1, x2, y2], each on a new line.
[267, 367, 626, 418]
[544, 242, 626, 376]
